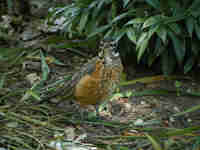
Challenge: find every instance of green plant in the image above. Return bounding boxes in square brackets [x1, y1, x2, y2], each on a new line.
[174, 80, 182, 96]
[50, 0, 200, 75]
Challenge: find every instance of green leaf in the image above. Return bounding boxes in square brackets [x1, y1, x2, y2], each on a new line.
[113, 28, 127, 41]
[195, 22, 200, 40]
[88, 24, 111, 37]
[111, 0, 117, 19]
[156, 26, 167, 44]
[126, 27, 137, 44]
[136, 32, 149, 49]
[136, 25, 158, 61]
[112, 12, 130, 24]
[92, 0, 105, 18]
[148, 38, 164, 66]
[104, 28, 114, 39]
[168, 31, 185, 64]
[146, 134, 163, 150]
[137, 38, 149, 62]
[163, 15, 186, 24]
[40, 50, 50, 81]
[85, 19, 97, 34]
[185, 17, 194, 37]
[168, 23, 182, 35]
[143, 15, 161, 29]
[29, 90, 41, 101]
[125, 18, 145, 26]
[148, 25, 159, 38]
[78, 11, 89, 33]
[184, 57, 195, 74]
[123, 0, 130, 8]
[145, 0, 160, 10]
[76, 0, 95, 8]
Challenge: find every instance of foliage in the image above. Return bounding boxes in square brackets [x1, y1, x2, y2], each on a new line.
[50, 0, 200, 75]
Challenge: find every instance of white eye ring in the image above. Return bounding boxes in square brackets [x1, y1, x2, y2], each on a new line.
[112, 51, 119, 57]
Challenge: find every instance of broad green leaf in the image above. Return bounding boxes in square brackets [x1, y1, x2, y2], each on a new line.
[137, 38, 149, 62]
[92, 0, 105, 18]
[88, 24, 111, 37]
[155, 38, 166, 57]
[195, 22, 200, 40]
[145, 0, 160, 10]
[143, 15, 161, 29]
[112, 12, 129, 24]
[168, 31, 185, 64]
[111, 0, 117, 19]
[163, 15, 186, 24]
[136, 32, 148, 49]
[126, 27, 137, 44]
[185, 17, 194, 37]
[88, 0, 99, 9]
[123, 0, 130, 8]
[148, 25, 159, 39]
[104, 28, 114, 39]
[168, 23, 182, 35]
[78, 11, 89, 33]
[85, 19, 97, 34]
[156, 26, 167, 44]
[148, 38, 164, 66]
[184, 57, 195, 74]
[125, 18, 145, 26]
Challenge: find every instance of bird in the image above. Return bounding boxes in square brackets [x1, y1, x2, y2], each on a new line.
[44, 39, 123, 117]
[74, 40, 123, 116]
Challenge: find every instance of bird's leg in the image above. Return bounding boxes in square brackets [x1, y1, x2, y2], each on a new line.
[95, 105, 100, 117]
[80, 108, 85, 120]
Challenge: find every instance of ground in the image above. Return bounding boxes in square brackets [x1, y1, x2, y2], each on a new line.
[2, 50, 199, 149]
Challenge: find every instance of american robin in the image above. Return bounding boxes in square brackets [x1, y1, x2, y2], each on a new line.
[45, 40, 123, 116]
[74, 40, 123, 115]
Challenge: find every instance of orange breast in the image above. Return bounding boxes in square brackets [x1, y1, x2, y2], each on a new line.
[74, 74, 109, 106]
[74, 59, 122, 107]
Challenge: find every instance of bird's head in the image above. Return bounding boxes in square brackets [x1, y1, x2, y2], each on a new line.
[98, 39, 121, 66]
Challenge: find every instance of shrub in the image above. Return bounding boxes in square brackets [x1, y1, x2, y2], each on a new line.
[50, 0, 200, 75]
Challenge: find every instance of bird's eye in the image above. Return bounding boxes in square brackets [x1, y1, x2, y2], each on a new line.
[110, 41, 118, 48]
[98, 50, 104, 59]
[112, 51, 119, 57]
